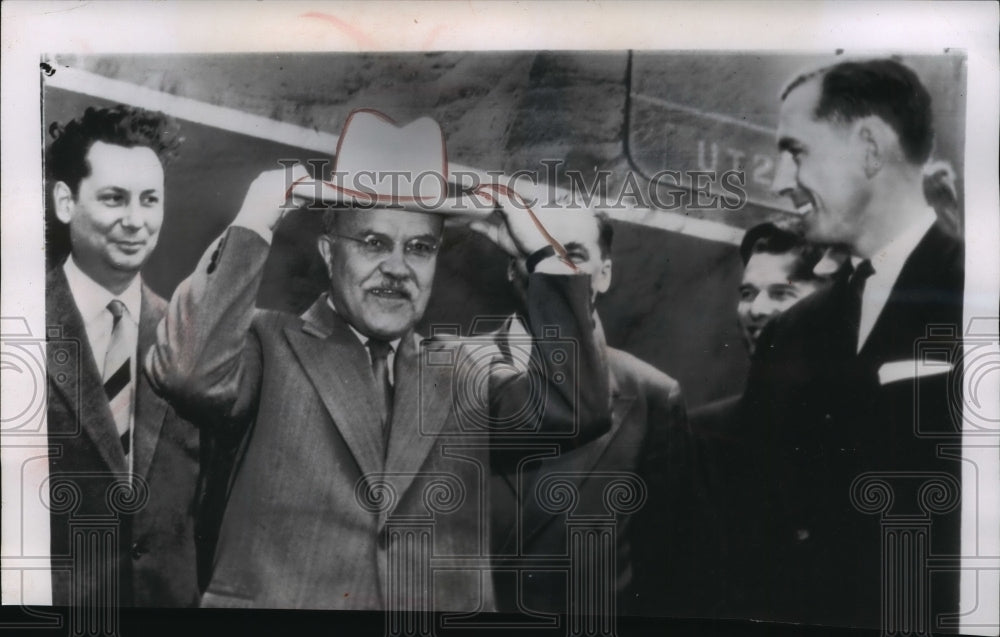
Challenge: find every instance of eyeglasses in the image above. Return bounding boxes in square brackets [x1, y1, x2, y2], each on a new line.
[328, 233, 441, 260]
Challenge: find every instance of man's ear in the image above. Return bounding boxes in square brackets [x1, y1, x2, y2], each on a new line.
[53, 181, 75, 224]
[594, 258, 613, 295]
[317, 235, 335, 280]
[857, 118, 895, 179]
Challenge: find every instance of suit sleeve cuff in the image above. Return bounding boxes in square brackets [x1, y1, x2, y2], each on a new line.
[231, 218, 274, 245]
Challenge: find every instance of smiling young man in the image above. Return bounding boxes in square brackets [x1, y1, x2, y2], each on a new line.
[146, 111, 610, 611]
[736, 222, 830, 356]
[45, 105, 200, 607]
[732, 59, 965, 629]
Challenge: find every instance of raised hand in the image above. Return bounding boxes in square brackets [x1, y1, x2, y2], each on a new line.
[232, 164, 313, 239]
[467, 183, 577, 273]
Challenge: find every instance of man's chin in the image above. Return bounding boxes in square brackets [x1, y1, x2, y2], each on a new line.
[109, 249, 152, 270]
[803, 220, 829, 244]
[802, 211, 843, 245]
[361, 317, 418, 341]
[108, 258, 147, 276]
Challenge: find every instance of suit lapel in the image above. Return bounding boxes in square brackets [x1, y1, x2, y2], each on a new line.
[283, 295, 386, 479]
[132, 286, 169, 481]
[382, 333, 453, 504]
[46, 267, 127, 474]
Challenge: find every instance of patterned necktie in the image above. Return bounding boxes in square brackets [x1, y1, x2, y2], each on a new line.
[103, 299, 134, 459]
[847, 259, 876, 350]
[367, 339, 394, 440]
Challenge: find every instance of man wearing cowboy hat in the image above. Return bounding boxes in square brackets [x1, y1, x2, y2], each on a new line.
[146, 110, 611, 611]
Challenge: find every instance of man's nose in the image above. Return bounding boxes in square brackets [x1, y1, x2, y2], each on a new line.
[120, 202, 144, 230]
[378, 246, 410, 277]
[749, 293, 777, 318]
[771, 153, 798, 198]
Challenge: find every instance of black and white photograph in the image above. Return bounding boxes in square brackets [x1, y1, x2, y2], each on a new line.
[2, 2, 998, 636]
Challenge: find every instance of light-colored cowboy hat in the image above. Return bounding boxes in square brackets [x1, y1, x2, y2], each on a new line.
[296, 108, 494, 217]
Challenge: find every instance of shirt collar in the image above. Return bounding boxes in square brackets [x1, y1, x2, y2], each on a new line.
[63, 255, 142, 326]
[326, 296, 402, 353]
[854, 206, 937, 281]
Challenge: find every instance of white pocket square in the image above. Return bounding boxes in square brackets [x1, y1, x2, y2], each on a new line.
[878, 359, 954, 386]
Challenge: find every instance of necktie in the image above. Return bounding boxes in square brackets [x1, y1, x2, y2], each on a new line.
[367, 339, 394, 440]
[846, 259, 875, 350]
[103, 300, 134, 459]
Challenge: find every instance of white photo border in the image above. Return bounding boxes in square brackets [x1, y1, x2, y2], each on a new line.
[2, 2, 997, 634]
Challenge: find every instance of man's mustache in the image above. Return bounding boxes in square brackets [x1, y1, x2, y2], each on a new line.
[365, 280, 413, 300]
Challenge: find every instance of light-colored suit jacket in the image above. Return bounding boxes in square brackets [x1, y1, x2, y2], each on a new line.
[146, 226, 609, 611]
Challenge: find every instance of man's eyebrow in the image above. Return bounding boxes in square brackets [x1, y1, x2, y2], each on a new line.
[564, 241, 589, 254]
[407, 233, 440, 243]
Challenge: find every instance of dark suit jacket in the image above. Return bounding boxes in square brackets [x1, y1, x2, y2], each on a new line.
[46, 266, 200, 608]
[686, 392, 746, 615]
[689, 394, 741, 442]
[146, 227, 610, 610]
[490, 317, 692, 617]
[731, 222, 964, 628]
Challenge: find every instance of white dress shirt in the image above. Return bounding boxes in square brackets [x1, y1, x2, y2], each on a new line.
[63, 256, 141, 473]
[63, 255, 143, 380]
[856, 206, 937, 352]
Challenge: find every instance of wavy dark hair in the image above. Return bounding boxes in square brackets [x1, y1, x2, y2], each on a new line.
[739, 221, 826, 282]
[45, 104, 182, 267]
[47, 104, 182, 195]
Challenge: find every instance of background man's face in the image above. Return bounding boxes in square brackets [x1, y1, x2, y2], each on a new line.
[737, 251, 821, 353]
[320, 207, 443, 340]
[57, 141, 165, 283]
[510, 209, 612, 303]
[772, 80, 871, 247]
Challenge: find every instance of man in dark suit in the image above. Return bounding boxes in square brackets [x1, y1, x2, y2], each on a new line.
[481, 197, 693, 617]
[146, 110, 610, 610]
[733, 58, 965, 629]
[45, 105, 200, 607]
[688, 221, 835, 617]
